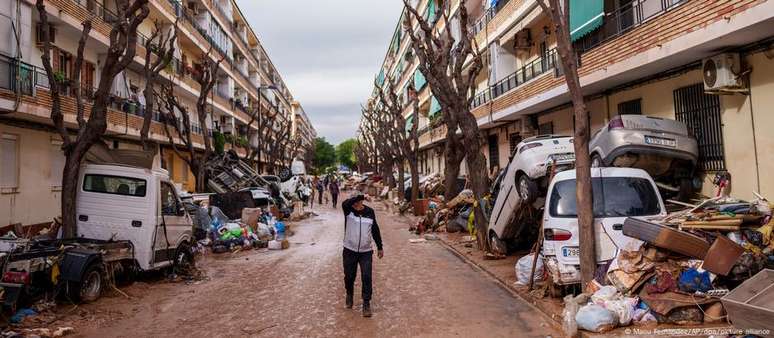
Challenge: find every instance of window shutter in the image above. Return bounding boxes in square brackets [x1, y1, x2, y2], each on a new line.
[1, 134, 19, 189]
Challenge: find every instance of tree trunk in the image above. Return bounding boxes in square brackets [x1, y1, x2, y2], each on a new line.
[60, 155, 83, 238]
[397, 162, 405, 200]
[443, 139, 464, 199]
[458, 112, 491, 252]
[409, 159, 420, 203]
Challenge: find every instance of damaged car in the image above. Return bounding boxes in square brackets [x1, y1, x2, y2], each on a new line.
[589, 115, 699, 200]
[487, 135, 576, 253]
[541, 167, 667, 286]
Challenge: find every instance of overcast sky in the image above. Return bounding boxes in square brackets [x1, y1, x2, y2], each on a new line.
[236, 0, 404, 145]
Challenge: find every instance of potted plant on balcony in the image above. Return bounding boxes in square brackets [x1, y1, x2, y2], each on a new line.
[53, 71, 71, 91]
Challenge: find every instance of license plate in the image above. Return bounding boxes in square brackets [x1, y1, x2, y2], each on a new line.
[562, 247, 580, 258]
[554, 154, 575, 161]
[645, 136, 677, 147]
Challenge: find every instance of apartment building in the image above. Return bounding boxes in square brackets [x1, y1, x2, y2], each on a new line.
[0, 0, 310, 227]
[371, 0, 774, 201]
[291, 101, 316, 164]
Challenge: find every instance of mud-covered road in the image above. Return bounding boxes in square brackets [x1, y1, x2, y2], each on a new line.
[51, 197, 558, 338]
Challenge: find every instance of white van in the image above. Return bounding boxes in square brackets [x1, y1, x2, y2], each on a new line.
[77, 164, 194, 271]
[541, 167, 666, 285]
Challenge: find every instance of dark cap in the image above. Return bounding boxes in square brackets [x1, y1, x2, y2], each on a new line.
[352, 193, 365, 203]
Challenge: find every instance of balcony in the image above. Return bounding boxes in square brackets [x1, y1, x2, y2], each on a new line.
[471, 48, 557, 109]
[470, 0, 512, 36]
[573, 0, 687, 54]
[166, 0, 234, 66]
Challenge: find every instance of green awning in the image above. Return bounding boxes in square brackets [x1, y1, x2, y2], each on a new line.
[425, 0, 437, 24]
[429, 96, 441, 118]
[414, 69, 427, 90]
[376, 69, 385, 87]
[569, 0, 604, 41]
[405, 114, 415, 132]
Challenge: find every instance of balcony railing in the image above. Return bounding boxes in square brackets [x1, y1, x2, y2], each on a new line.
[471, 48, 557, 109]
[167, 0, 234, 66]
[574, 0, 686, 54]
[470, 0, 512, 36]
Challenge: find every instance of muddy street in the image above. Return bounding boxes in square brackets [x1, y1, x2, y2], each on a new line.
[50, 199, 558, 338]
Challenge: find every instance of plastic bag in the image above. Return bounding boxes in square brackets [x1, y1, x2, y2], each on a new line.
[603, 297, 637, 326]
[515, 253, 544, 285]
[575, 304, 619, 333]
[591, 285, 619, 304]
[562, 295, 579, 337]
[678, 268, 712, 293]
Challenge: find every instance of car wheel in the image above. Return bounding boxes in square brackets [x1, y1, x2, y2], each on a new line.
[68, 262, 103, 303]
[591, 154, 603, 168]
[173, 242, 195, 276]
[489, 230, 507, 255]
[677, 178, 694, 202]
[518, 175, 538, 204]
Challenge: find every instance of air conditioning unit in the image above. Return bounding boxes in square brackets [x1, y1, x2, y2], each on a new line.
[702, 53, 743, 91]
[187, 2, 200, 15]
[515, 29, 533, 51]
[35, 24, 57, 47]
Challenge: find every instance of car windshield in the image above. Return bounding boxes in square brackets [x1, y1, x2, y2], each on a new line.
[549, 177, 661, 218]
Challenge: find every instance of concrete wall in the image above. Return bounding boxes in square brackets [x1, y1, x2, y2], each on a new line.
[0, 124, 62, 227]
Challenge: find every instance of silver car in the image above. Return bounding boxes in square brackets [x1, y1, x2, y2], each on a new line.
[589, 115, 699, 199]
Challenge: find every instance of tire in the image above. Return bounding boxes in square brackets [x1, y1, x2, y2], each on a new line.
[489, 230, 507, 255]
[115, 261, 137, 287]
[591, 154, 603, 168]
[517, 175, 538, 204]
[677, 178, 693, 202]
[172, 242, 195, 276]
[68, 262, 104, 304]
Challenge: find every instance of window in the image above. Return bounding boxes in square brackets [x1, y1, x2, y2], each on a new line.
[549, 177, 661, 218]
[1, 134, 19, 192]
[488, 134, 499, 170]
[509, 133, 522, 156]
[83, 174, 147, 197]
[538, 122, 553, 135]
[50, 140, 65, 190]
[673, 83, 725, 171]
[160, 182, 180, 216]
[618, 99, 642, 115]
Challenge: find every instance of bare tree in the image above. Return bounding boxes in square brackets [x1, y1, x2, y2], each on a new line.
[376, 83, 420, 204]
[37, 0, 150, 238]
[402, 0, 489, 250]
[161, 53, 223, 191]
[140, 20, 177, 150]
[537, 0, 595, 287]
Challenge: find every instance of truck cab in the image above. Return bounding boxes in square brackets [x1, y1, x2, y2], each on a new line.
[76, 164, 193, 271]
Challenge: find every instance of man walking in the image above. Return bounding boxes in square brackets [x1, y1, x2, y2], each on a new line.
[315, 177, 324, 206]
[329, 179, 340, 207]
[342, 194, 383, 317]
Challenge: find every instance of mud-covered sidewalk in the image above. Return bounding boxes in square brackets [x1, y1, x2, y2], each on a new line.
[22, 199, 558, 338]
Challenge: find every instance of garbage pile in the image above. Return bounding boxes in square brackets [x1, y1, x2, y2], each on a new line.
[193, 204, 290, 255]
[559, 195, 774, 335]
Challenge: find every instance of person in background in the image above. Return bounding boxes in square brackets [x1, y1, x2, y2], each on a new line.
[341, 193, 383, 317]
[330, 179, 340, 207]
[315, 176, 324, 206]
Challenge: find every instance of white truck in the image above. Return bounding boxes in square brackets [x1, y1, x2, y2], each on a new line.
[0, 163, 193, 308]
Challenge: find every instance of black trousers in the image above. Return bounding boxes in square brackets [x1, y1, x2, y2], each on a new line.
[343, 248, 373, 302]
[331, 193, 339, 207]
[318, 190, 323, 204]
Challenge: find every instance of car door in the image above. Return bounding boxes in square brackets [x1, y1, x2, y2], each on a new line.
[153, 181, 190, 267]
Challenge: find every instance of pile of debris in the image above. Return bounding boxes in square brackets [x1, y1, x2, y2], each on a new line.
[558, 195, 774, 335]
[192, 204, 290, 255]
